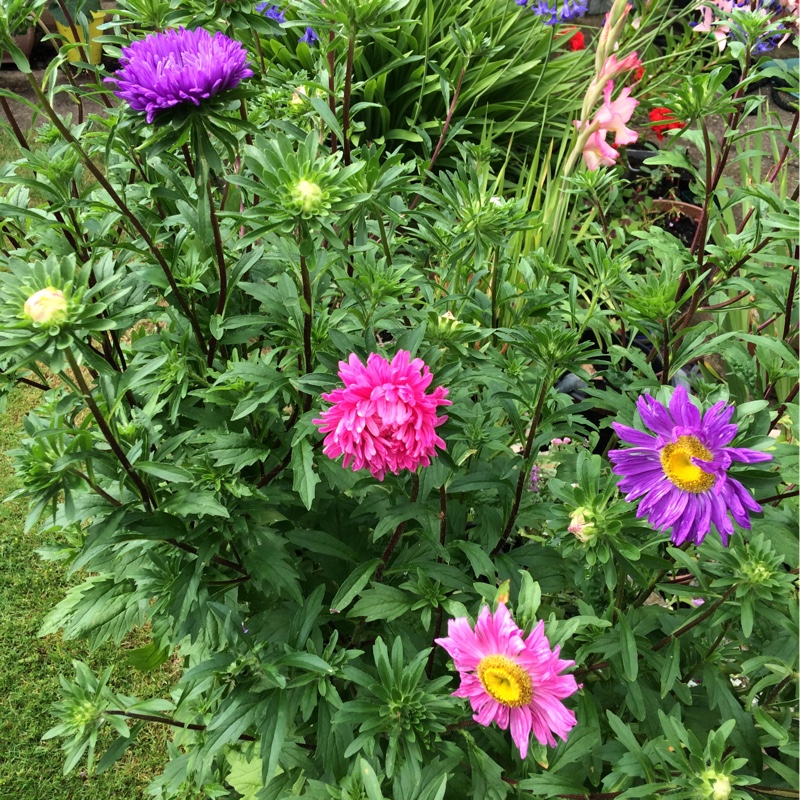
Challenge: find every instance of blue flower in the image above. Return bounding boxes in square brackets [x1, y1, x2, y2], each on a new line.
[530, 0, 558, 24]
[528, 0, 586, 23]
[299, 26, 319, 45]
[256, 2, 286, 24]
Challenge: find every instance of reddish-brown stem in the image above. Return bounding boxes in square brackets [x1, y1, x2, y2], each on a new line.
[491, 379, 549, 556]
[206, 183, 228, 367]
[105, 709, 256, 741]
[0, 95, 30, 151]
[327, 33, 338, 154]
[26, 73, 206, 352]
[257, 450, 292, 489]
[55, 0, 90, 67]
[770, 383, 798, 433]
[66, 350, 155, 510]
[783, 263, 797, 341]
[74, 470, 122, 506]
[701, 290, 750, 311]
[576, 585, 736, 676]
[426, 484, 448, 678]
[16, 376, 51, 391]
[375, 473, 420, 581]
[342, 31, 356, 166]
[409, 62, 468, 211]
[759, 489, 799, 504]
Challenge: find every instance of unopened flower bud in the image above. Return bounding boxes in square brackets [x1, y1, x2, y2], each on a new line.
[24, 287, 68, 325]
[291, 178, 324, 216]
[290, 86, 307, 107]
[568, 507, 597, 543]
[698, 771, 731, 800]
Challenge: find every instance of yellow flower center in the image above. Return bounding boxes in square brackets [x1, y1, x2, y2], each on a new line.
[476, 655, 533, 708]
[659, 435, 716, 494]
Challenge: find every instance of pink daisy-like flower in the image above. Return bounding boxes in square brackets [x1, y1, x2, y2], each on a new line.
[435, 604, 579, 759]
[313, 350, 451, 481]
[609, 386, 773, 547]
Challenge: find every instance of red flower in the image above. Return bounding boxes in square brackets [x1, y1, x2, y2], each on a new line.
[649, 106, 684, 141]
[634, 66, 645, 82]
[568, 30, 585, 51]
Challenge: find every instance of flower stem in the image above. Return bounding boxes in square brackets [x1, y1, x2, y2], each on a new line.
[0, 95, 30, 151]
[105, 709, 256, 741]
[65, 349, 154, 510]
[206, 181, 228, 367]
[409, 61, 468, 211]
[491, 378, 550, 556]
[327, 33, 338, 154]
[24, 72, 207, 352]
[342, 29, 356, 166]
[375, 472, 420, 581]
[426, 484, 448, 678]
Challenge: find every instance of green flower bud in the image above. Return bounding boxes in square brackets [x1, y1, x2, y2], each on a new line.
[24, 287, 68, 325]
[291, 178, 324, 216]
[568, 506, 597, 543]
[698, 770, 732, 800]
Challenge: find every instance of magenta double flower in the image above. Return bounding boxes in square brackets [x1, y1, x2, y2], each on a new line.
[313, 350, 451, 481]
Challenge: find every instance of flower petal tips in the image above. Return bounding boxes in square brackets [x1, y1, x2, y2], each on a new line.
[436, 604, 579, 759]
[106, 27, 253, 124]
[313, 350, 451, 481]
[609, 386, 772, 546]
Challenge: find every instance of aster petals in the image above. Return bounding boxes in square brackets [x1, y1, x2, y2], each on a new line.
[438, 606, 579, 759]
[314, 350, 451, 480]
[611, 422, 658, 447]
[612, 389, 770, 547]
[107, 27, 253, 123]
[724, 447, 773, 464]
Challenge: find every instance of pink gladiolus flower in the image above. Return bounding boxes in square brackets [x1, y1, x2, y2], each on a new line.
[582, 128, 619, 170]
[598, 51, 643, 83]
[693, 0, 733, 51]
[594, 81, 639, 146]
[313, 350, 451, 481]
[436, 604, 579, 759]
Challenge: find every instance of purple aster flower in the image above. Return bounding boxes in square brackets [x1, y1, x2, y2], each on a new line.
[609, 386, 772, 547]
[299, 26, 319, 45]
[106, 28, 254, 124]
[256, 2, 286, 24]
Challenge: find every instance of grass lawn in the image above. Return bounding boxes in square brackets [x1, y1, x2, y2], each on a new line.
[0, 387, 171, 799]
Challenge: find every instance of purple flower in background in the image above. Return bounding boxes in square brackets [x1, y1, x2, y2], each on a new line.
[609, 387, 772, 547]
[256, 2, 287, 23]
[106, 27, 254, 124]
[299, 26, 319, 45]
[530, 0, 558, 23]
[530, 463, 541, 493]
[528, 0, 586, 23]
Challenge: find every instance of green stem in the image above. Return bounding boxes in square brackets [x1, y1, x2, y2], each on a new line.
[25, 72, 206, 352]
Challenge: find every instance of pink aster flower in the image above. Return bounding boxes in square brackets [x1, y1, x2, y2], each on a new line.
[313, 350, 451, 481]
[435, 604, 579, 759]
[609, 386, 773, 546]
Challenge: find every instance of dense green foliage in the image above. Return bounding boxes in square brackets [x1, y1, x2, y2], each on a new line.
[0, 0, 797, 797]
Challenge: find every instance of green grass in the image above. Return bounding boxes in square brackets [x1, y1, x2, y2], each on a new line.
[0, 387, 171, 799]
